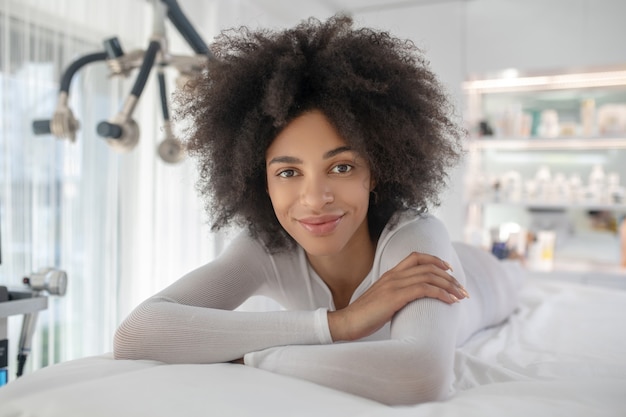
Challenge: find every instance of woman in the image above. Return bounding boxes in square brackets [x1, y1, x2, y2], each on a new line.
[114, 16, 522, 405]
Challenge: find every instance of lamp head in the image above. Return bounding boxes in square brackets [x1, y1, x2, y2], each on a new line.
[24, 268, 68, 296]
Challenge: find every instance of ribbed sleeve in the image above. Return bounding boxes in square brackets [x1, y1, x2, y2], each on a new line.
[113, 214, 523, 406]
[114, 232, 333, 363]
[244, 297, 459, 405]
[243, 215, 464, 405]
[114, 301, 332, 363]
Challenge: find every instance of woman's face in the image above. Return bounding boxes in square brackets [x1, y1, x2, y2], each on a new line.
[265, 110, 373, 257]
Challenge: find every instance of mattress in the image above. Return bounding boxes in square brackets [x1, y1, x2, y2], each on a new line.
[1, 278, 625, 417]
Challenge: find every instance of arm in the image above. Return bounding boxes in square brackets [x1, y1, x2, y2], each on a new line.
[113, 232, 332, 364]
[244, 215, 466, 405]
[246, 300, 459, 405]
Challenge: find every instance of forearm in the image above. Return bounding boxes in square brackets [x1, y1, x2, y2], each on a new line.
[245, 298, 459, 405]
[243, 217, 464, 405]
[248, 340, 451, 405]
[113, 297, 332, 363]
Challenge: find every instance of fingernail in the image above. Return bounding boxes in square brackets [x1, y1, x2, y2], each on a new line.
[460, 287, 470, 298]
[449, 294, 460, 303]
[444, 261, 454, 272]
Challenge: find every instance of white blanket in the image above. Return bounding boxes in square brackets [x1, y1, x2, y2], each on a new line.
[1, 278, 625, 417]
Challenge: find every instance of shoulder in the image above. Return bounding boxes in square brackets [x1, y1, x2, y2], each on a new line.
[219, 229, 303, 275]
[218, 230, 290, 269]
[380, 211, 450, 244]
[374, 211, 454, 269]
[220, 229, 269, 257]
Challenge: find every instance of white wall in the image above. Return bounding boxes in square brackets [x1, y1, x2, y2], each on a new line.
[352, 2, 468, 240]
[354, 0, 626, 240]
[177, 0, 626, 241]
[466, 0, 626, 74]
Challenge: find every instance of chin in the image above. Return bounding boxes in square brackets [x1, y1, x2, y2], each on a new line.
[296, 237, 346, 257]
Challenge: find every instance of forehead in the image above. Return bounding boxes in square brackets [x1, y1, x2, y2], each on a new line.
[266, 110, 349, 158]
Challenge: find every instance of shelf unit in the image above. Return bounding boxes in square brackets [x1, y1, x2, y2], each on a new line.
[462, 67, 626, 281]
[467, 137, 626, 150]
[467, 199, 626, 212]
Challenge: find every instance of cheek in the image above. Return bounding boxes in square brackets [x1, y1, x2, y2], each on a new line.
[266, 182, 289, 216]
[363, 174, 374, 192]
[358, 174, 374, 199]
[358, 185, 373, 208]
[340, 179, 372, 209]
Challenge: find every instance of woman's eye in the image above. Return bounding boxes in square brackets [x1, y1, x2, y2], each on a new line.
[331, 164, 353, 174]
[277, 169, 297, 178]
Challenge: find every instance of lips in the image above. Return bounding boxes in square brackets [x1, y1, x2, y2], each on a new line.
[297, 215, 343, 235]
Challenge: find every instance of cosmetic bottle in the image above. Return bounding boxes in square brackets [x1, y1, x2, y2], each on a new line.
[580, 99, 595, 137]
[618, 216, 626, 268]
[588, 165, 606, 203]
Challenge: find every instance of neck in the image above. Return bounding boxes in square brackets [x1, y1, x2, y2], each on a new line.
[307, 226, 376, 310]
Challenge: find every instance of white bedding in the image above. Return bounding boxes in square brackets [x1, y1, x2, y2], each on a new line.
[1, 278, 625, 417]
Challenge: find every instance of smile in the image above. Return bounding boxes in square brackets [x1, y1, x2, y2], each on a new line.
[297, 215, 343, 235]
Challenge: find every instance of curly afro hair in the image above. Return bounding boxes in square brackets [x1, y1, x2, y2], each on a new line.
[175, 15, 464, 251]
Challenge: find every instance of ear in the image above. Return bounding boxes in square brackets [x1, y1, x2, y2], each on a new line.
[369, 177, 376, 191]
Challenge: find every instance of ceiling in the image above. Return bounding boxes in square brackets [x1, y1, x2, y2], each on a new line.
[244, 0, 465, 21]
[319, 0, 462, 13]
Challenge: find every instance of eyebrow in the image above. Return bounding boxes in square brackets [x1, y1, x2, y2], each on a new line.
[268, 146, 353, 165]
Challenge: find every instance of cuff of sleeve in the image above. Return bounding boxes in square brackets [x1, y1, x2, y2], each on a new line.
[244, 308, 332, 368]
[315, 308, 333, 344]
[243, 351, 256, 367]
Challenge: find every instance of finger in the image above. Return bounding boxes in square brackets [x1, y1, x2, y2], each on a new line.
[394, 281, 461, 305]
[370, 279, 462, 311]
[374, 267, 467, 304]
[394, 263, 469, 298]
[394, 270, 468, 301]
[378, 263, 467, 299]
[411, 252, 454, 271]
[394, 251, 453, 273]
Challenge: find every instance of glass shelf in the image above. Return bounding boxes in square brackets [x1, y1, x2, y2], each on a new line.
[466, 137, 626, 150]
[466, 198, 626, 211]
[463, 67, 626, 93]
[463, 67, 626, 272]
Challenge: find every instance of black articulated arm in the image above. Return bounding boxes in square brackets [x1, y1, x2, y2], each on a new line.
[60, 52, 108, 94]
[161, 0, 215, 59]
[96, 40, 161, 146]
[130, 40, 161, 98]
[33, 0, 212, 158]
[32, 51, 107, 136]
[158, 68, 170, 122]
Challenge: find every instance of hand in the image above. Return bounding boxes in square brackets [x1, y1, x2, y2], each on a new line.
[327, 252, 469, 342]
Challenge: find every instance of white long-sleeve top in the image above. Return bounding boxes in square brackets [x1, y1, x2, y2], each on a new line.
[114, 213, 522, 405]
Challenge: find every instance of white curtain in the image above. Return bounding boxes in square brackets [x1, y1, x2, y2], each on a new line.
[0, 0, 219, 380]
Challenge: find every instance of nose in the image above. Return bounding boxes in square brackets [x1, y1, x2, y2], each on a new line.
[300, 175, 334, 210]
